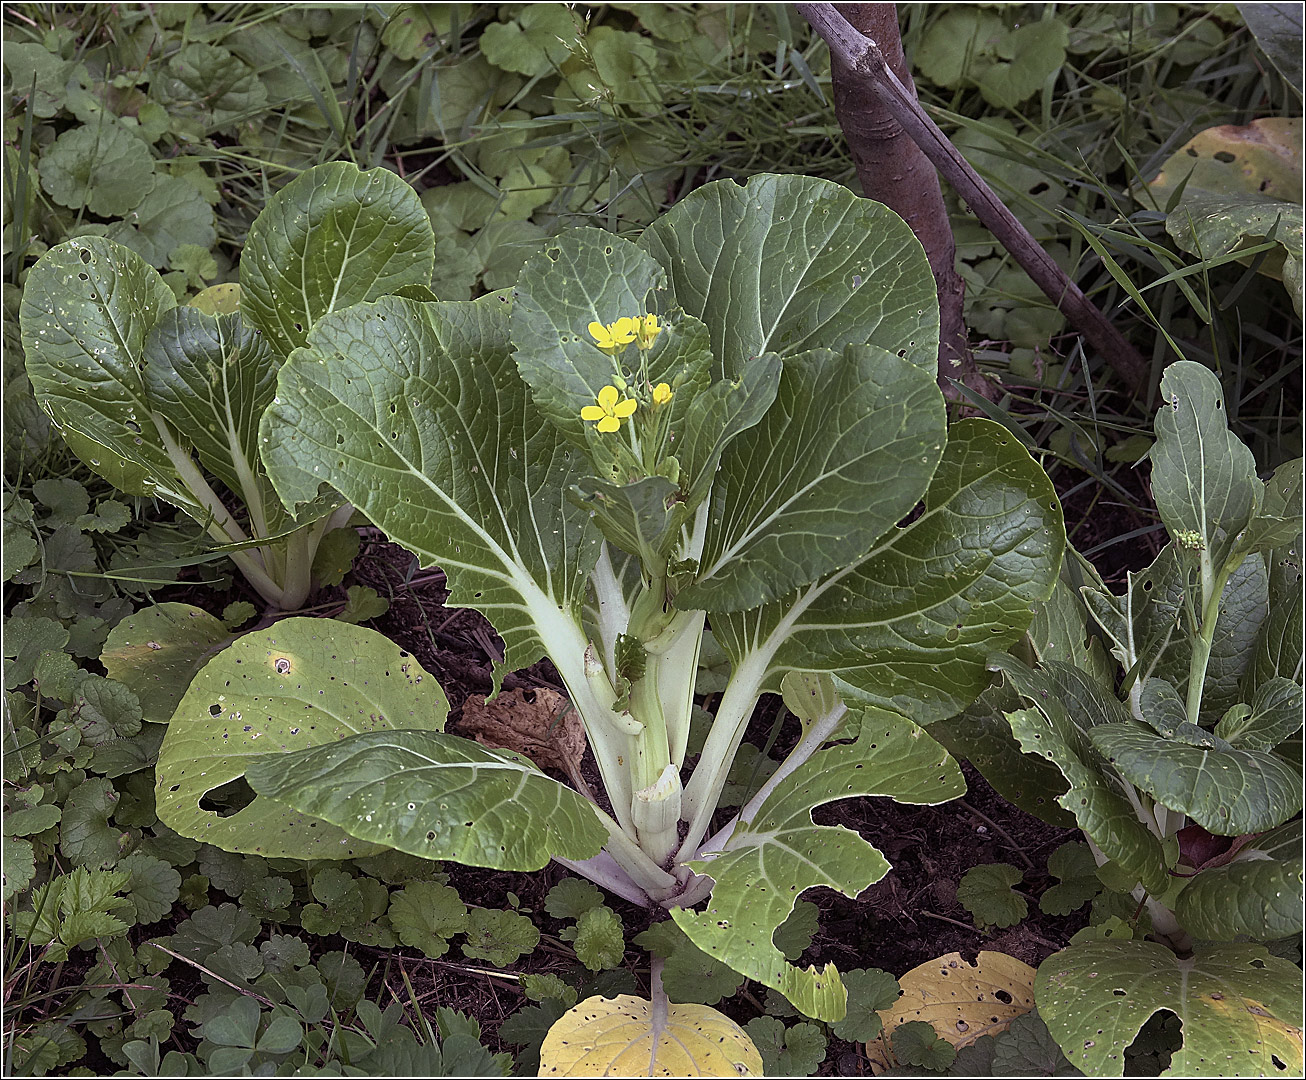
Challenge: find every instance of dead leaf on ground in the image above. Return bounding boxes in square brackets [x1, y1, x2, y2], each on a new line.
[459, 687, 587, 785]
[878, 949, 1035, 1057]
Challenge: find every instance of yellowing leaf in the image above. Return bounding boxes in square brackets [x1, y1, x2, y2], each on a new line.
[539, 994, 762, 1077]
[880, 951, 1035, 1051]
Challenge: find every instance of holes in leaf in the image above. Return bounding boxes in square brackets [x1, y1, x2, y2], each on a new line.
[209, 703, 222, 717]
[1213, 150, 1236, 163]
[993, 990, 1013, 1004]
[199, 776, 258, 818]
[80, 248, 92, 264]
[274, 657, 291, 674]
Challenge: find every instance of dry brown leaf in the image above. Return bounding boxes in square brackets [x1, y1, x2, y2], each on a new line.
[879, 950, 1035, 1051]
[459, 687, 586, 783]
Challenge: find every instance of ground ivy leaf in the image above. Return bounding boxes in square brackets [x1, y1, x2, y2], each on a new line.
[639, 173, 939, 380]
[522, 973, 579, 1008]
[40, 122, 156, 216]
[2, 837, 36, 901]
[957, 863, 1028, 930]
[240, 163, 434, 357]
[60, 777, 131, 868]
[635, 919, 744, 1006]
[155, 42, 267, 129]
[462, 908, 539, 966]
[772, 899, 820, 961]
[831, 968, 900, 1043]
[545, 878, 603, 919]
[119, 852, 181, 925]
[892, 1020, 957, 1070]
[107, 175, 217, 268]
[338, 584, 389, 623]
[676, 709, 963, 1022]
[572, 905, 625, 972]
[1040, 841, 1102, 916]
[388, 882, 468, 959]
[745, 1015, 827, 1077]
[479, 4, 579, 77]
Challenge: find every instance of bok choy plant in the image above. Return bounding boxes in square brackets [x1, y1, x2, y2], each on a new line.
[144, 163, 1065, 1066]
[938, 361, 1304, 1076]
[18, 164, 437, 610]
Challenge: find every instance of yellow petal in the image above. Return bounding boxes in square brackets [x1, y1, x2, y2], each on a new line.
[581, 405, 606, 421]
[614, 397, 638, 418]
[588, 321, 610, 344]
[609, 317, 637, 343]
[597, 415, 621, 433]
[597, 384, 620, 408]
[652, 382, 672, 405]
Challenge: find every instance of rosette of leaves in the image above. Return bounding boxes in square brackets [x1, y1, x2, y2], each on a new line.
[18, 162, 435, 610]
[156, 172, 1064, 1070]
[941, 360, 1304, 1076]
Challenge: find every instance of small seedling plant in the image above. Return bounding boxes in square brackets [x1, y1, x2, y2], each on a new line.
[28, 161, 1065, 1070]
[944, 361, 1304, 1076]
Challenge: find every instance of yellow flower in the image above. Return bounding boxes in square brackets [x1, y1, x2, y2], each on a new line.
[588, 317, 637, 355]
[652, 382, 673, 406]
[634, 313, 662, 350]
[581, 384, 638, 433]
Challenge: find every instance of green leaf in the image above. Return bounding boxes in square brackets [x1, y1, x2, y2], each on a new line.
[1239, 2, 1304, 89]
[119, 852, 181, 925]
[677, 344, 945, 612]
[634, 920, 744, 1006]
[715, 419, 1064, 724]
[61, 777, 131, 868]
[745, 1015, 827, 1077]
[640, 174, 939, 380]
[247, 726, 606, 871]
[830, 968, 899, 1043]
[1036, 941, 1304, 1077]
[106, 175, 217, 268]
[1241, 458, 1304, 552]
[510, 228, 714, 449]
[312, 527, 360, 587]
[1150, 362, 1259, 560]
[772, 900, 820, 961]
[19, 237, 186, 504]
[3, 837, 35, 901]
[39, 123, 156, 216]
[572, 905, 625, 971]
[914, 8, 1005, 88]
[1173, 820, 1304, 941]
[1214, 676, 1303, 750]
[102, 603, 236, 725]
[141, 307, 285, 521]
[522, 973, 579, 1008]
[1089, 722, 1302, 835]
[156, 617, 447, 860]
[479, 5, 580, 77]
[240, 162, 435, 358]
[892, 1020, 957, 1070]
[991, 656, 1171, 896]
[990, 1010, 1079, 1076]
[1040, 842, 1102, 916]
[262, 293, 600, 692]
[155, 43, 267, 129]
[545, 878, 603, 919]
[462, 908, 539, 966]
[1241, 542, 1303, 699]
[388, 881, 469, 959]
[339, 584, 389, 623]
[977, 20, 1069, 109]
[957, 863, 1028, 930]
[675, 709, 963, 1022]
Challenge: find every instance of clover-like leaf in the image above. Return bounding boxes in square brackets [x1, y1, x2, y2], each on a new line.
[676, 708, 963, 1022]
[463, 908, 539, 966]
[1040, 841, 1102, 916]
[830, 968, 900, 1043]
[388, 882, 469, 959]
[635, 920, 744, 1007]
[957, 863, 1028, 931]
[744, 1015, 827, 1077]
[40, 123, 156, 217]
[571, 905, 625, 972]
